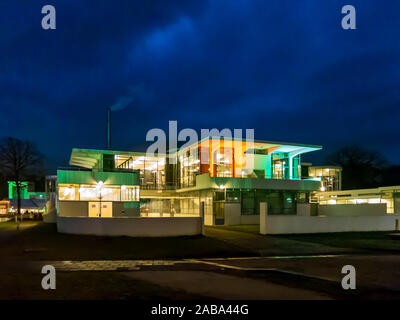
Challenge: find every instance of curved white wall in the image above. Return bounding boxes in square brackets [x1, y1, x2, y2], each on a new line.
[57, 216, 203, 237]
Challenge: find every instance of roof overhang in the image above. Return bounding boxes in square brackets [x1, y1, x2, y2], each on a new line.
[176, 136, 322, 155]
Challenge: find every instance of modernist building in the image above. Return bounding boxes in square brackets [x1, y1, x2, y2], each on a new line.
[0, 181, 46, 215]
[308, 166, 342, 191]
[301, 164, 342, 192]
[56, 136, 322, 226]
[57, 167, 140, 218]
[8, 181, 45, 200]
[312, 186, 400, 214]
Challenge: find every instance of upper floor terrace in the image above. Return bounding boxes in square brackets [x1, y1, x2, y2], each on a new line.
[68, 137, 322, 190]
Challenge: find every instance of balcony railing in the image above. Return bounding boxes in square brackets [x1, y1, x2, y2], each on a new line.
[140, 184, 177, 190]
[58, 167, 139, 174]
[301, 176, 322, 181]
[58, 166, 91, 171]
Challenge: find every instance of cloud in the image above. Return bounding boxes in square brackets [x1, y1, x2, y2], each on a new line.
[1, 0, 400, 170]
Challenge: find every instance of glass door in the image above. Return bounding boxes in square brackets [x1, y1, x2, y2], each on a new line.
[88, 202, 113, 217]
[214, 202, 225, 225]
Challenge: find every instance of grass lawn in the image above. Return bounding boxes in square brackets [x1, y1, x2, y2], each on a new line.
[0, 221, 249, 261]
[0, 220, 19, 230]
[210, 224, 400, 253]
[211, 224, 260, 234]
[278, 231, 400, 252]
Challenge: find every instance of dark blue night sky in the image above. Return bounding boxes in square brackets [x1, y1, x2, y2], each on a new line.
[1, 1, 399, 172]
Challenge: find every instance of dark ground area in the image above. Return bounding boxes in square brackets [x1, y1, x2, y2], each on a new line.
[2, 221, 400, 300]
[0, 221, 249, 261]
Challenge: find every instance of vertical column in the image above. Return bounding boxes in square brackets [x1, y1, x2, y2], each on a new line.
[232, 139, 235, 177]
[200, 201, 205, 235]
[260, 202, 268, 235]
[209, 138, 214, 177]
[289, 155, 293, 180]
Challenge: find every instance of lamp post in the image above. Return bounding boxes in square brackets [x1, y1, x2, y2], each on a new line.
[96, 181, 104, 217]
[219, 184, 226, 200]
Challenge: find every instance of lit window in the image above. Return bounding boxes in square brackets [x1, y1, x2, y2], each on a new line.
[58, 185, 76, 200]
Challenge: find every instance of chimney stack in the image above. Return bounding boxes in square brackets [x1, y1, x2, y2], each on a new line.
[106, 107, 111, 149]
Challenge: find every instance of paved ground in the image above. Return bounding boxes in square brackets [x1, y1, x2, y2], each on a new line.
[4, 253, 400, 299]
[2, 221, 400, 299]
[195, 254, 400, 293]
[125, 270, 332, 299]
[0, 257, 337, 299]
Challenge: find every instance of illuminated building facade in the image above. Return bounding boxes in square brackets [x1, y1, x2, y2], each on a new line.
[57, 137, 322, 225]
[4, 181, 46, 214]
[307, 166, 342, 191]
[312, 186, 400, 214]
[8, 181, 45, 200]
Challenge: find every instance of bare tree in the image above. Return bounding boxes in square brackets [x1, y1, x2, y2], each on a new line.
[0, 137, 43, 229]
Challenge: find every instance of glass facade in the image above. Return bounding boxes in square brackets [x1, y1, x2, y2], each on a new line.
[178, 148, 200, 188]
[63, 139, 321, 220]
[115, 154, 166, 189]
[272, 153, 290, 179]
[178, 142, 304, 182]
[140, 194, 201, 216]
[110, 139, 310, 191]
[314, 189, 400, 214]
[210, 189, 308, 216]
[58, 183, 139, 202]
[214, 147, 234, 178]
[308, 167, 342, 191]
[292, 155, 301, 179]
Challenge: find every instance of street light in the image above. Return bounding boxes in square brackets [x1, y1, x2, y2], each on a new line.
[96, 181, 104, 217]
[219, 184, 226, 201]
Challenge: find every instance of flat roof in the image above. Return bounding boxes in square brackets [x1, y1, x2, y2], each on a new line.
[316, 185, 400, 196]
[69, 136, 322, 169]
[177, 136, 321, 148]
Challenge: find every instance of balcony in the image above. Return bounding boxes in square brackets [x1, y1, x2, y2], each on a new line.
[188, 173, 321, 191]
[57, 168, 140, 186]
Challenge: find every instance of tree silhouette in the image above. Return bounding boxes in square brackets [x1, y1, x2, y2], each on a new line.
[0, 137, 43, 229]
[326, 146, 386, 190]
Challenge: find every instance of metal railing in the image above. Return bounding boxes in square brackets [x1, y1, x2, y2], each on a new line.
[140, 184, 178, 190]
[57, 166, 139, 174]
[57, 166, 91, 172]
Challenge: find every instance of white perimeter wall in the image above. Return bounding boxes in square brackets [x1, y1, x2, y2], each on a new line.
[262, 214, 400, 234]
[318, 203, 386, 216]
[297, 203, 311, 216]
[240, 215, 259, 224]
[224, 203, 241, 226]
[59, 201, 88, 217]
[204, 213, 213, 226]
[219, 203, 260, 226]
[43, 210, 57, 223]
[57, 216, 203, 237]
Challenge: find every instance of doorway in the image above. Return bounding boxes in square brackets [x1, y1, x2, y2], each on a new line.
[88, 202, 113, 217]
[214, 201, 225, 225]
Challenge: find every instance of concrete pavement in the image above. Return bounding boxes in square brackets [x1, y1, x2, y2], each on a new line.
[125, 270, 333, 300]
[3, 253, 400, 299]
